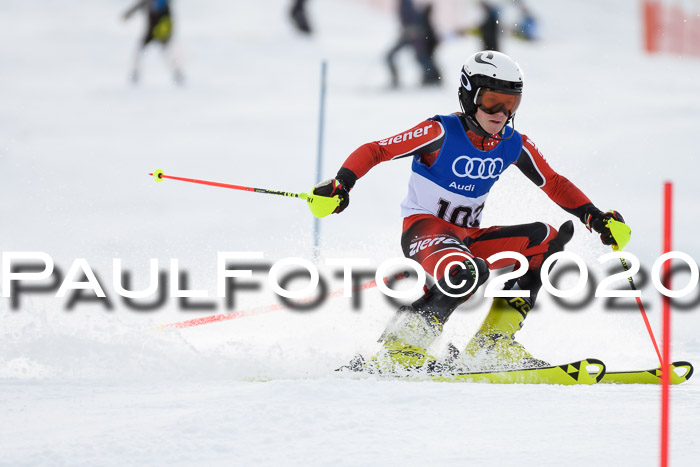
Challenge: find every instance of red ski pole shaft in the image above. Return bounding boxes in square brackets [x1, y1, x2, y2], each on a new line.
[149, 170, 304, 199]
[618, 256, 663, 365]
[149, 169, 341, 219]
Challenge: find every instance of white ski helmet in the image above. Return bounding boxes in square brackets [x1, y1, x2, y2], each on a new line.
[458, 51, 524, 122]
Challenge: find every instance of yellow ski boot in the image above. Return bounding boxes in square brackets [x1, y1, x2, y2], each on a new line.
[342, 256, 491, 375]
[462, 297, 548, 370]
[368, 309, 443, 374]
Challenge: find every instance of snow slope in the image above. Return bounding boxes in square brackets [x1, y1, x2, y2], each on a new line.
[1, 0, 699, 465]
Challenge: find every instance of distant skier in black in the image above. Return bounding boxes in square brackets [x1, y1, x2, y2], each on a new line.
[386, 0, 441, 88]
[418, 3, 440, 84]
[290, 0, 313, 35]
[477, 1, 500, 51]
[452, 1, 500, 51]
[123, 0, 184, 85]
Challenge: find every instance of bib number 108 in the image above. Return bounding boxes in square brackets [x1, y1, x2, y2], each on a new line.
[437, 199, 484, 228]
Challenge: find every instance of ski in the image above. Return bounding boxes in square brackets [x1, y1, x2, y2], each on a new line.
[600, 360, 694, 385]
[429, 358, 606, 385]
[339, 357, 607, 385]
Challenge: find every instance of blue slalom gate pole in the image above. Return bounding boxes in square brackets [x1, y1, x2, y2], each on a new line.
[313, 60, 327, 262]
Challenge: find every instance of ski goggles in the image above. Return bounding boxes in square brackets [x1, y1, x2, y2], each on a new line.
[474, 88, 522, 117]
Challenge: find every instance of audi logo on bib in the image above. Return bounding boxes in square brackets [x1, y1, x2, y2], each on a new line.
[451, 156, 504, 179]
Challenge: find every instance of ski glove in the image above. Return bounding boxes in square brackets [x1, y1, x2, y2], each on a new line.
[585, 210, 625, 246]
[313, 179, 350, 214]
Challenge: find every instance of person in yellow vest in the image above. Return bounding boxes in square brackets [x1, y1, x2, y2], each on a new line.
[123, 0, 184, 85]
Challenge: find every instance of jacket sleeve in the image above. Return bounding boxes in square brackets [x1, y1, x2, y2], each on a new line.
[335, 119, 445, 189]
[515, 134, 602, 222]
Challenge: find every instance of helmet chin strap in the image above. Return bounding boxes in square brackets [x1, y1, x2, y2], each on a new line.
[458, 94, 516, 142]
[463, 113, 516, 142]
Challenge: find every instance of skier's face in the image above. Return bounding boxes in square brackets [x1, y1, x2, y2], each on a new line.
[475, 107, 508, 135]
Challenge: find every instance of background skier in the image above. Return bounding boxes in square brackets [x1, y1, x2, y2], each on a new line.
[385, 0, 441, 88]
[123, 0, 184, 84]
[290, 0, 313, 34]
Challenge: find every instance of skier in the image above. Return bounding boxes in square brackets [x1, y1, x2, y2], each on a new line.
[386, 0, 441, 88]
[477, 1, 501, 51]
[290, 0, 313, 35]
[511, 0, 540, 41]
[315, 51, 627, 373]
[123, 0, 184, 85]
[453, 1, 500, 52]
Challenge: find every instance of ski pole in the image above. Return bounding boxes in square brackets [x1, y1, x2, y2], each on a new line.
[148, 169, 341, 219]
[607, 217, 663, 364]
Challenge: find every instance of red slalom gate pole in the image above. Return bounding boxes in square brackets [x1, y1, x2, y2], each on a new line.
[661, 182, 673, 467]
[158, 271, 411, 330]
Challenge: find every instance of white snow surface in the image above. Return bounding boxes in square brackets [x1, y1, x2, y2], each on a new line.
[1, 0, 700, 465]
